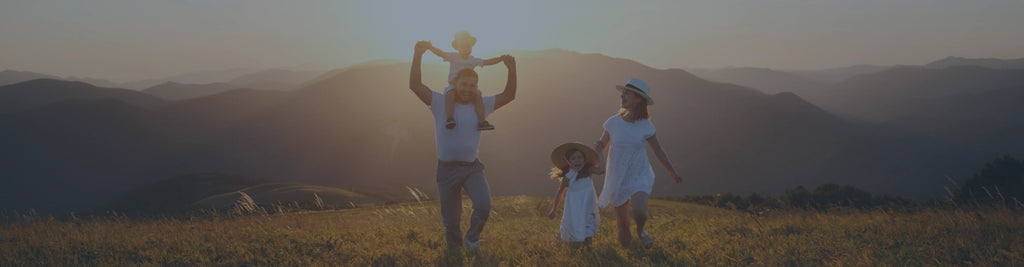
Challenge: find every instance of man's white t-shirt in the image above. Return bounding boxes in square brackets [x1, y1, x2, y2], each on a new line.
[444, 52, 484, 84]
[430, 91, 495, 162]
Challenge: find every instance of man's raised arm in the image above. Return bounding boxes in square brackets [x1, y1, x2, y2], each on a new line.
[494, 55, 517, 110]
[408, 41, 434, 106]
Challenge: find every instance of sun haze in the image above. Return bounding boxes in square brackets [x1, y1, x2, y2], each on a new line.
[1, 0, 1022, 82]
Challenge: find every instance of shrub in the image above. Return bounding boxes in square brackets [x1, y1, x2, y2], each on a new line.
[954, 155, 1024, 208]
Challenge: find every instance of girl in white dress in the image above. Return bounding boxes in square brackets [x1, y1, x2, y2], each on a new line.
[594, 78, 683, 249]
[547, 142, 604, 245]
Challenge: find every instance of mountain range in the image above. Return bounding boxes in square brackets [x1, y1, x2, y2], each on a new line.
[689, 67, 826, 94]
[691, 56, 1024, 95]
[0, 70, 61, 86]
[2, 67, 320, 93]
[1, 52, 1022, 214]
[0, 79, 166, 114]
[690, 59, 1024, 163]
[120, 68, 263, 90]
[226, 69, 322, 91]
[802, 66, 1024, 119]
[0, 70, 119, 88]
[142, 82, 237, 101]
[924, 56, 1024, 69]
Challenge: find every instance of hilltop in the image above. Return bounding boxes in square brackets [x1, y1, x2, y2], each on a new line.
[2, 196, 1021, 265]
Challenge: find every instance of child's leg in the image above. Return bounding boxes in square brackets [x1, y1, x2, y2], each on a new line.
[474, 90, 494, 130]
[444, 89, 456, 129]
[473, 93, 485, 123]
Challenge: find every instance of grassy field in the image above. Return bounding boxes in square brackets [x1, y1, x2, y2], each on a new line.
[2, 196, 1023, 266]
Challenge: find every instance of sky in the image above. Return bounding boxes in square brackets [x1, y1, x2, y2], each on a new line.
[1, 0, 1023, 82]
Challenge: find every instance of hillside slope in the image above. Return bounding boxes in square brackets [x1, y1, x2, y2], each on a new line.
[3, 197, 1021, 266]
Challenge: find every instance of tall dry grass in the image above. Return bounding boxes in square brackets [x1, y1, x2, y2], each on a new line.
[2, 196, 1022, 265]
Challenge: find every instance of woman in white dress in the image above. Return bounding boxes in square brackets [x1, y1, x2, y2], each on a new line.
[594, 78, 683, 249]
[547, 142, 603, 246]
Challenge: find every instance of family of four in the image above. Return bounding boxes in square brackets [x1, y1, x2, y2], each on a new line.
[407, 31, 682, 250]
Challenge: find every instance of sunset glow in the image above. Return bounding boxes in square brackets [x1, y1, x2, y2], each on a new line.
[2, 0, 1021, 82]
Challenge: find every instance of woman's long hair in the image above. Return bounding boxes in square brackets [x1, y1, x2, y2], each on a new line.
[617, 91, 650, 122]
[549, 148, 593, 181]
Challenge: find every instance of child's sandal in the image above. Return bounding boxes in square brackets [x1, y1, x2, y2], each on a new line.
[445, 118, 456, 129]
[477, 121, 495, 131]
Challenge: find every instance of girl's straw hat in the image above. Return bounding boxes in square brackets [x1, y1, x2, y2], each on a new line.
[550, 142, 599, 169]
[615, 78, 654, 105]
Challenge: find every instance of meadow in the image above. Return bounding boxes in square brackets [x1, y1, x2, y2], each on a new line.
[2, 196, 1023, 266]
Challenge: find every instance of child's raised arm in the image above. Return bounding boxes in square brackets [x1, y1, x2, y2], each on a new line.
[426, 43, 448, 59]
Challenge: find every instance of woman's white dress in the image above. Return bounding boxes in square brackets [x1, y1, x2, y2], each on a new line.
[597, 115, 657, 208]
[558, 169, 600, 242]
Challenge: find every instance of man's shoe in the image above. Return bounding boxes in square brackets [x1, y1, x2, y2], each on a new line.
[465, 238, 481, 250]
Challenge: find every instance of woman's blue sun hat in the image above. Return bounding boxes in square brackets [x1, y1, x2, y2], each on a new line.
[615, 78, 654, 105]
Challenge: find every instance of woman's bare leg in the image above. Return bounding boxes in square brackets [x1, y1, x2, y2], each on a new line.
[614, 201, 632, 247]
[631, 192, 650, 234]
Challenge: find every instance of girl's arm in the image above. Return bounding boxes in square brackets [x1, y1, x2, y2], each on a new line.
[548, 183, 568, 219]
[646, 134, 683, 184]
[591, 153, 606, 175]
[427, 43, 448, 59]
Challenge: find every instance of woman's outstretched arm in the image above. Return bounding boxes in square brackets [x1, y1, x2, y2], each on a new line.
[646, 134, 682, 184]
[594, 130, 610, 153]
[592, 131, 610, 175]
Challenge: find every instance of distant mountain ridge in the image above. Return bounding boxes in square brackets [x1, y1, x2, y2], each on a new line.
[690, 67, 826, 94]
[1, 70, 125, 89]
[63, 76, 121, 88]
[791, 65, 1024, 176]
[925, 56, 1024, 69]
[0, 79, 166, 114]
[0, 70, 61, 86]
[302, 59, 404, 87]
[793, 65, 895, 84]
[142, 81, 237, 100]
[227, 69, 322, 91]
[121, 68, 262, 90]
[802, 66, 1024, 118]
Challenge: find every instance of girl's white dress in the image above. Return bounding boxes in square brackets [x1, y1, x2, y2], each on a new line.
[598, 115, 657, 208]
[558, 169, 600, 242]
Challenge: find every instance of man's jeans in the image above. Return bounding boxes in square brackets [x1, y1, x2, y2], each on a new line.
[436, 159, 492, 247]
